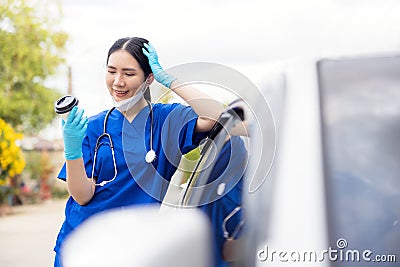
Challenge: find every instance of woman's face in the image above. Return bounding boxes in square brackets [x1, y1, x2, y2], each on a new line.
[105, 49, 147, 102]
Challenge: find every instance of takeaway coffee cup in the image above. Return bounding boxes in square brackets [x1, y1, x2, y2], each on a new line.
[54, 95, 79, 120]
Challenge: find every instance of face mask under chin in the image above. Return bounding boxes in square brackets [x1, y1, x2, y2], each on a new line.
[112, 81, 148, 112]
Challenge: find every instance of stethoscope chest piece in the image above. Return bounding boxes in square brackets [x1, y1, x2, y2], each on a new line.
[145, 149, 156, 163]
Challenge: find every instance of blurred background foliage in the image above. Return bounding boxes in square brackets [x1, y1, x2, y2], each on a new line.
[0, 118, 25, 203]
[0, 0, 67, 134]
[0, 0, 69, 206]
[0, 118, 25, 180]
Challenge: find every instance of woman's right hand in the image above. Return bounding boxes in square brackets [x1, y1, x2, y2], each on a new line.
[62, 106, 88, 160]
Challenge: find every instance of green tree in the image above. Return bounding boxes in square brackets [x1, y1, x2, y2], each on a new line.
[0, 0, 67, 134]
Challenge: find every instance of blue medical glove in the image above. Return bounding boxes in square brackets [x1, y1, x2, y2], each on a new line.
[142, 42, 177, 88]
[62, 106, 88, 160]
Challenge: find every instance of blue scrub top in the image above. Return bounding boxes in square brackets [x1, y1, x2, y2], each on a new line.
[200, 136, 247, 267]
[54, 103, 205, 254]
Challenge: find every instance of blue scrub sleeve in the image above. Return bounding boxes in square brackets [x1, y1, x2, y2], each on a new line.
[56, 134, 94, 181]
[170, 104, 208, 154]
[179, 116, 203, 154]
[155, 103, 208, 161]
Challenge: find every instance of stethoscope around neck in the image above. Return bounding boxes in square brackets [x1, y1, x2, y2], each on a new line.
[91, 100, 155, 187]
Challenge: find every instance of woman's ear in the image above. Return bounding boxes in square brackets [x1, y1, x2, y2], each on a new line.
[146, 74, 155, 86]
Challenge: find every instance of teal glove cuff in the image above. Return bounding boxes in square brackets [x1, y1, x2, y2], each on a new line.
[142, 43, 177, 88]
[154, 70, 177, 89]
[65, 151, 83, 161]
[62, 106, 88, 160]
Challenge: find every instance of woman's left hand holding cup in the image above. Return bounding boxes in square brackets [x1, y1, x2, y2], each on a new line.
[62, 106, 88, 160]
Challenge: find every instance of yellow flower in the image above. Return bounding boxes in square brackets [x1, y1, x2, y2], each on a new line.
[0, 118, 25, 182]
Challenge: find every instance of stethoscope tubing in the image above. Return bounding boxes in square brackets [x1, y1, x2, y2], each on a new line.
[91, 101, 155, 186]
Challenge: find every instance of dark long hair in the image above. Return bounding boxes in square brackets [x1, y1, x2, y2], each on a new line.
[106, 37, 152, 101]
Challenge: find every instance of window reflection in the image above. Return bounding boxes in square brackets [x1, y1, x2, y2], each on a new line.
[318, 55, 400, 266]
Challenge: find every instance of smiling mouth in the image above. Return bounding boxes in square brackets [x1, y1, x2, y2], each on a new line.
[113, 89, 129, 97]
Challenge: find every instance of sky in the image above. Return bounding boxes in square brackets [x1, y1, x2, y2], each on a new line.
[40, 0, 400, 139]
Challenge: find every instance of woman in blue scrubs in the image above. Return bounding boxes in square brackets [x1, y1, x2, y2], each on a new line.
[54, 37, 224, 266]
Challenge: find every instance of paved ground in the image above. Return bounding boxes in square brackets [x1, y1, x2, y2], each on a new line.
[0, 199, 67, 267]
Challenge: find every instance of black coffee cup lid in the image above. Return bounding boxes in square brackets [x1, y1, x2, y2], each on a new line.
[54, 95, 79, 114]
